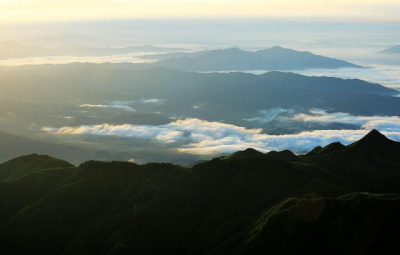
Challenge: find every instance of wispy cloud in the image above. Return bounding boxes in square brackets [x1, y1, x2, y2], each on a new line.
[142, 99, 165, 105]
[244, 108, 288, 124]
[108, 100, 136, 106]
[0, 54, 156, 66]
[79, 104, 136, 112]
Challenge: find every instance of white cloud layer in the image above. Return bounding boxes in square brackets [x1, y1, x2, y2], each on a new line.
[292, 109, 400, 131]
[0, 53, 156, 66]
[42, 116, 400, 155]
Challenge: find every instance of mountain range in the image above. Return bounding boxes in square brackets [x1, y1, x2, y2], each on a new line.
[381, 45, 400, 54]
[139, 50, 209, 60]
[0, 43, 361, 72]
[0, 131, 134, 164]
[1, 130, 400, 254]
[1, 65, 399, 165]
[151, 47, 362, 71]
[0, 67, 397, 120]
[1, 66, 399, 160]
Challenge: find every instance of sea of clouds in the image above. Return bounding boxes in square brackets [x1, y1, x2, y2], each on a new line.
[0, 53, 157, 66]
[42, 109, 400, 155]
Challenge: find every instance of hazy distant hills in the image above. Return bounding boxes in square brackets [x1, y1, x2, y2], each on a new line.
[0, 67, 398, 126]
[0, 43, 362, 72]
[139, 50, 209, 60]
[381, 45, 400, 54]
[0, 131, 134, 164]
[53, 68, 400, 117]
[1, 130, 400, 254]
[0, 41, 184, 60]
[152, 47, 362, 71]
[0, 42, 49, 60]
[20, 35, 102, 48]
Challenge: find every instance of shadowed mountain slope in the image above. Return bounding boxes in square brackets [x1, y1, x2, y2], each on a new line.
[0, 154, 73, 182]
[1, 130, 400, 254]
[1, 68, 397, 125]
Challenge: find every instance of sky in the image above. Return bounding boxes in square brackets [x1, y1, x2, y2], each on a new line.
[1, 0, 400, 23]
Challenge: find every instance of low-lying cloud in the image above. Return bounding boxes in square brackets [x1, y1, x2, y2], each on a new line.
[244, 108, 288, 124]
[79, 104, 136, 112]
[142, 99, 165, 104]
[0, 53, 157, 66]
[292, 109, 400, 131]
[42, 116, 400, 155]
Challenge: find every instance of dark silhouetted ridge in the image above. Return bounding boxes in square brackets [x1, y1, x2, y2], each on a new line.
[2, 133, 400, 254]
[348, 129, 398, 152]
[307, 146, 323, 155]
[344, 129, 400, 166]
[306, 142, 345, 156]
[317, 142, 346, 155]
[0, 153, 73, 182]
[266, 150, 298, 160]
[362, 129, 387, 139]
[225, 148, 265, 160]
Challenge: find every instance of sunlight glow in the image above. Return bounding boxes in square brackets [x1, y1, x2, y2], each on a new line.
[1, 0, 399, 23]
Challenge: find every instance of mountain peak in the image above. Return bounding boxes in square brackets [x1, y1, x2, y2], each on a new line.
[268, 46, 289, 51]
[266, 150, 298, 160]
[270, 46, 283, 49]
[225, 148, 265, 160]
[223, 47, 243, 52]
[362, 129, 388, 141]
[211, 48, 245, 54]
[348, 129, 397, 152]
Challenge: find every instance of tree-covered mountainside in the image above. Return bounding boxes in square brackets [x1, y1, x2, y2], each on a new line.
[154, 47, 362, 71]
[0, 68, 398, 122]
[1, 130, 400, 254]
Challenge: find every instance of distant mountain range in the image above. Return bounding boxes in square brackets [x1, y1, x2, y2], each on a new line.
[0, 43, 362, 72]
[1, 130, 400, 254]
[139, 50, 209, 60]
[0, 67, 398, 129]
[0, 131, 134, 164]
[381, 45, 400, 54]
[0, 41, 184, 60]
[151, 47, 362, 71]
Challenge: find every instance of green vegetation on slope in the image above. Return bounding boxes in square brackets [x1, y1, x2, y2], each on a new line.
[1, 130, 400, 254]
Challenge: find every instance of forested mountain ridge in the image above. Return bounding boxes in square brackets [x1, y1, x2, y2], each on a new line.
[1, 130, 400, 254]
